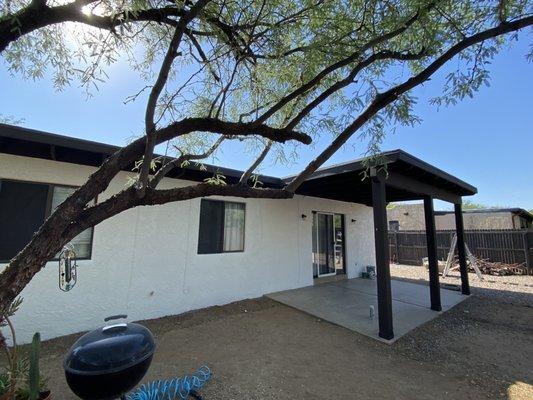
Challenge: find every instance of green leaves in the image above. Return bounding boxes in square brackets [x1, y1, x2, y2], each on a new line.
[1, 0, 531, 166]
[0, 297, 23, 324]
[204, 173, 227, 185]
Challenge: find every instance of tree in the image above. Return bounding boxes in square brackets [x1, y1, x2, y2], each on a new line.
[461, 200, 491, 210]
[0, 0, 532, 310]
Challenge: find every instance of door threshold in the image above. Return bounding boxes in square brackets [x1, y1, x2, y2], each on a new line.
[313, 274, 347, 285]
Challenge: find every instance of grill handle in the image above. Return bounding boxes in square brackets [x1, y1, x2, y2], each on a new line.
[104, 314, 128, 322]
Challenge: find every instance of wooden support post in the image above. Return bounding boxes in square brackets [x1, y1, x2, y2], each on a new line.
[371, 171, 394, 340]
[523, 231, 532, 276]
[394, 231, 400, 264]
[454, 203, 470, 295]
[423, 196, 442, 311]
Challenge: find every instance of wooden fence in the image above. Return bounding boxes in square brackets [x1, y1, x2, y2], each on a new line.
[388, 229, 533, 274]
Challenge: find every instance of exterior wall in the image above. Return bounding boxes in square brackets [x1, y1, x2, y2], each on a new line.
[0, 153, 375, 343]
[435, 212, 514, 230]
[387, 203, 426, 231]
[387, 203, 525, 230]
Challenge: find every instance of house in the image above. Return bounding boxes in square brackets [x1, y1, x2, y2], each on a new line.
[0, 124, 477, 342]
[388, 203, 533, 231]
[434, 208, 533, 230]
[387, 203, 427, 231]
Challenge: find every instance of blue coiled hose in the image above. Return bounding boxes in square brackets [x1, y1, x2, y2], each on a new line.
[126, 365, 212, 400]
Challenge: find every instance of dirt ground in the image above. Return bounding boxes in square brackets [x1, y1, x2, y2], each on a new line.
[34, 274, 533, 400]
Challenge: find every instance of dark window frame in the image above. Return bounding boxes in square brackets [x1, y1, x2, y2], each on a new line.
[197, 199, 246, 255]
[0, 178, 95, 263]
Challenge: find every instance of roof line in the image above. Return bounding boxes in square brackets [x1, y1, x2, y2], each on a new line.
[283, 148, 476, 194]
[0, 123, 477, 196]
[436, 208, 533, 219]
[0, 123, 283, 185]
[392, 149, 477, 194]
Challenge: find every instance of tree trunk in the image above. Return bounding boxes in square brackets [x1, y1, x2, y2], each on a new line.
[0, 206, 81, 310]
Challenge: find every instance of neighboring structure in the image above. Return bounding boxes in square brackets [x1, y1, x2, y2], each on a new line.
[387, 203, 427, 231]
[435, 208, 533, 230]
[0, 124, 477, 342]
[388, 203, 533, 231]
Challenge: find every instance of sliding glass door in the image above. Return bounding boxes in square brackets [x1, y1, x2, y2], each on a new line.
[312, 212, 345, 278]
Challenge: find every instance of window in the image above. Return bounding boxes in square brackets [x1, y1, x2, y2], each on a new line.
[388, 220, 400, 232]
[50, 186, 94, 258]
[0, 179, 94, 262]
[197, 199, 245, 254]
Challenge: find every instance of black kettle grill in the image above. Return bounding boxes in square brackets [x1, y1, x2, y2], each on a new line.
[64, 315, 156, 400]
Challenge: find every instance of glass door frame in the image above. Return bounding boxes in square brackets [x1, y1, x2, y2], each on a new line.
[313, 211, 345, 278]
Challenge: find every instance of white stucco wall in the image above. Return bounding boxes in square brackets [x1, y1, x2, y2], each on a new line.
[0, 153, 375, 343]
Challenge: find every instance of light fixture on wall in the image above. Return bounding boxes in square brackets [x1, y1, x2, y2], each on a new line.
[351, 218, 357, 223]
[301, 214, 307, 220]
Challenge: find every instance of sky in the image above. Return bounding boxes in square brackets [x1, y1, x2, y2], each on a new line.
[1, 33, 532, 211]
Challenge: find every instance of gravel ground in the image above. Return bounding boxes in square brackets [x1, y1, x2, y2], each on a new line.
[29, 286, 532, 400]
[390, 263, 533, 305]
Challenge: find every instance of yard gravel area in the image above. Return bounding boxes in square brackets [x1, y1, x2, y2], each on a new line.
[391, 263, 533, 305]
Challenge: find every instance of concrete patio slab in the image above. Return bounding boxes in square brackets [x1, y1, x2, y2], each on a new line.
[266, 278, 466, 343]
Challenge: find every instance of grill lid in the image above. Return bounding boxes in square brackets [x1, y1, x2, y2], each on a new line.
[64, 315, 155, 375]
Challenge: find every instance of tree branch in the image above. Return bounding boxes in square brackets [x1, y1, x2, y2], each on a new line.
[0, 2, 187, 52]
[254, 3, 434, 125]
[285, 15, 533, 192]
[286, 48, 427, 129]
[140, 0, 211, 191]
[66, 183, 293, 240]
[149, 135, 226, 188]
[39, 116, 308, 242]
[239, 140, 272, 184]
[185, 31, 221, 82]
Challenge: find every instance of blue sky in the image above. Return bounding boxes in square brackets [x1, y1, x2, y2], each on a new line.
[1, 34, 531, 210]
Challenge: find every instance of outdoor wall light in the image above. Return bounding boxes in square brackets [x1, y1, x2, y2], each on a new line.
[351, 218, 357, 223]
[301, 214, 308, 220]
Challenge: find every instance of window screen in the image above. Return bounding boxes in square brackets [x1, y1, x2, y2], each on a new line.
[198, 199, 245, 254]
[0, 180, 94, 262]
[0, 180, 49, 262]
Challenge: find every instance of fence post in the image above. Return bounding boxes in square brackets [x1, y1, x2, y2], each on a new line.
[524, 231, 532, 275]
[394, 231, 400, 264]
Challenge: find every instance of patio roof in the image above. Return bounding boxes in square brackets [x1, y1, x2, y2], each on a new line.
[0, 123, 476, 205]
[284, 150, 477, 205]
